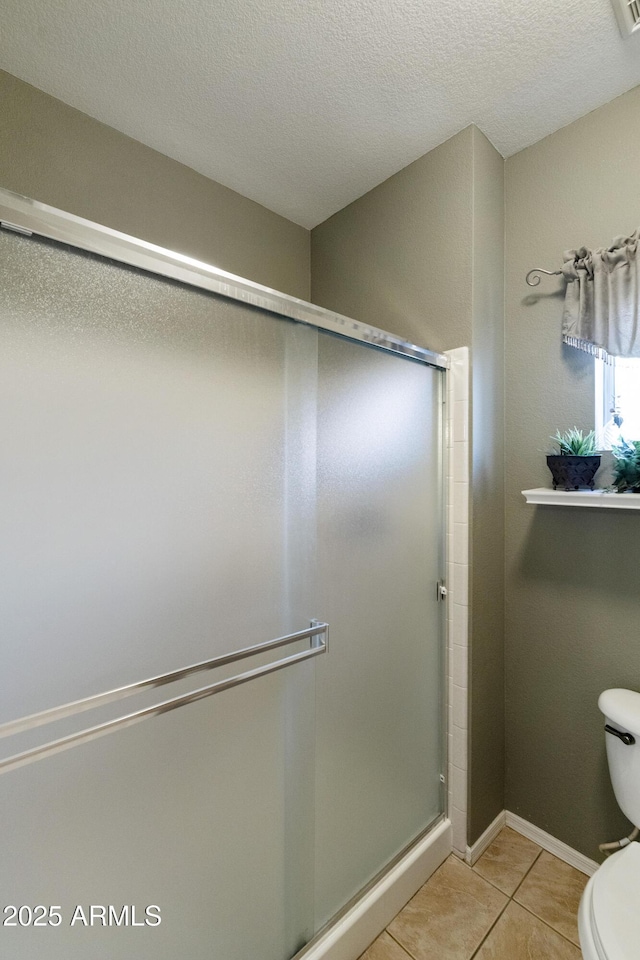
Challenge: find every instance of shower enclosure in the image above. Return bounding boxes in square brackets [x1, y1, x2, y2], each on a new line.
[0, 189, 447, 960]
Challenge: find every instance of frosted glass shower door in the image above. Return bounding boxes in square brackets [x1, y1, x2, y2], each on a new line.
[0, 214, 446, 959]
[0, 229, 319, 960]
[314, 332, 444, 926]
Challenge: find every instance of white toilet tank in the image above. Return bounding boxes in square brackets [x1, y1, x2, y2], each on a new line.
[599, 688, 640, 828]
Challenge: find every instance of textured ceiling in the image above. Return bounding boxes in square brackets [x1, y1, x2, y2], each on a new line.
[1, 0, 640, 228]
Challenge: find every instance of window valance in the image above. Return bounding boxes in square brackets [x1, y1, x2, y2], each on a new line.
[562, 229, 640, 362]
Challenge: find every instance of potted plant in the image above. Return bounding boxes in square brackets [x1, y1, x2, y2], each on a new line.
[611, 439, 640, 492]
[547, 428, 601, 491]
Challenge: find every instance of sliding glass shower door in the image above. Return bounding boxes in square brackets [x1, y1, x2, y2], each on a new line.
[0, 220, 444, 960]
[314, 333, 443, 927]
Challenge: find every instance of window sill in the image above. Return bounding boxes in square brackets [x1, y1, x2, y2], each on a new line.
[522, 488, 640, 509]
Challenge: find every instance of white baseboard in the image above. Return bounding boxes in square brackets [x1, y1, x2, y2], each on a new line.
[465, 810, 600, 877]
[465, 810, 506, 866]
[505, 812, 599, 877]
[297, 818, 451, 960]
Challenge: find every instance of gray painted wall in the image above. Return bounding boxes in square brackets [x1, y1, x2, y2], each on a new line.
[469, 128, 505, 844]
[311, 127, 474, 354]
[312, 126, 505, 844]
[505, 84, 640, 860]
[0, 70, 310, 299]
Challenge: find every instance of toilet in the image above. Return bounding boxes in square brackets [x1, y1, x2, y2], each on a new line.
[578, 689, 640, 960]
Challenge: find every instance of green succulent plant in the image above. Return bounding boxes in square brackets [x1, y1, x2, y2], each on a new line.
[550, 427, 597, 456]
[611, 438, 640, 492]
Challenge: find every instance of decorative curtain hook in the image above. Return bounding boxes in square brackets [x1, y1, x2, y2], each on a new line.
[525, 268, 562, 287]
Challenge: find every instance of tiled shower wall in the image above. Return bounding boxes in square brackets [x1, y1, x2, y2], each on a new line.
[445, 346, 470, 857]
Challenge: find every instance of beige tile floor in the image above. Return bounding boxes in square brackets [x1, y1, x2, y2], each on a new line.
[359, 827, 589, 960]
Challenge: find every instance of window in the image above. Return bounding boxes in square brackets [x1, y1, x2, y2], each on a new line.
[595, 357, 640, 449]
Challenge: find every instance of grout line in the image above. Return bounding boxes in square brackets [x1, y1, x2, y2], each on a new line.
[469, 846, 543, 898]
[384, 928, 420, 960]
[467, 895, 582, 959]
[467, 898, 510, 960]
[510, 847, 543, 896]
[468, 867, 512, 897]
[513, 901, 582, 950]
[467, 848, 580, 957]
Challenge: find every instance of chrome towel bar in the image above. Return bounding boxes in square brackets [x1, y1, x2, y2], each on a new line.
[0, 622, 328, 777]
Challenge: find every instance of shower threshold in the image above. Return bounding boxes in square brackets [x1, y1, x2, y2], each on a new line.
[295, 816, 451, 960]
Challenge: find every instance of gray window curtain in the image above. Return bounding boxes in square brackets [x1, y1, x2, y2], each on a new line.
[562, 229, 640, 361]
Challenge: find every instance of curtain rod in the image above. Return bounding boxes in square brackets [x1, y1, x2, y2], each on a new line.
[526, 268, 562, 287]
